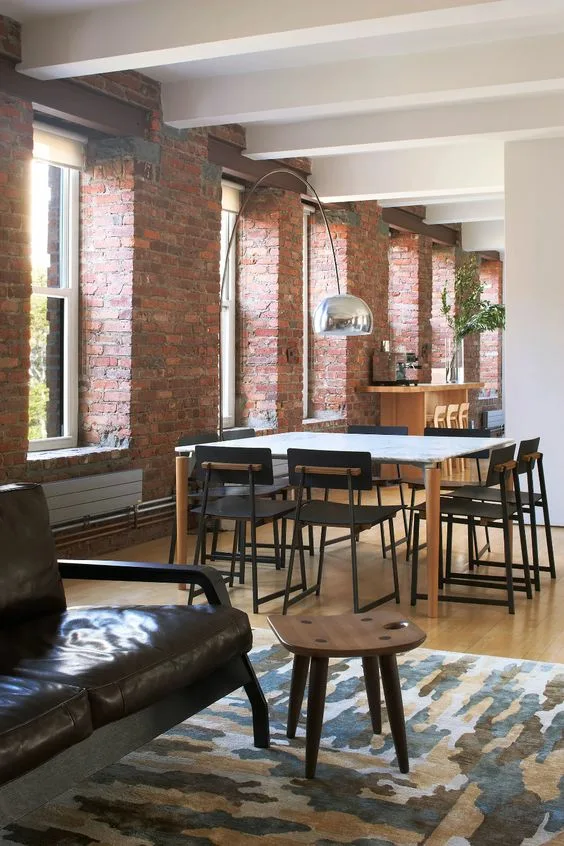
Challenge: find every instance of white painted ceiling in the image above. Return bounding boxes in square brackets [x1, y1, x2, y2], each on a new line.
[6, 0, 564, 250]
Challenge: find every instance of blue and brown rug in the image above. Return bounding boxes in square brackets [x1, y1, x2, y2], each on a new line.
[2, 630, 563, 845]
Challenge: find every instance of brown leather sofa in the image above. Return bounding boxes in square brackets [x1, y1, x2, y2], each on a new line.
[0, 483, 269, 826]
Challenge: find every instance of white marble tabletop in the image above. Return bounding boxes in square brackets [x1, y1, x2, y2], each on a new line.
[176, 431, 513, 468]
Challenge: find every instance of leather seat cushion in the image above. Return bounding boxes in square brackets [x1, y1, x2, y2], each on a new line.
[0, 676, 91, 783]
[0, 604, 251, 729]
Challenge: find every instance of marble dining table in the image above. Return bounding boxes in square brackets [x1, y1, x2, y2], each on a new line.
[175, 430, 512, 618]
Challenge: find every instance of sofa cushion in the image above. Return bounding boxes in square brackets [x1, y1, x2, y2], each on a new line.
[0, 484, 66, 627]
[0, 604, 252, 728]
[0, 676, 91, 784]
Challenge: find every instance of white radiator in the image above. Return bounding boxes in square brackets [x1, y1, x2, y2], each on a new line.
[42, 470, 143, 527]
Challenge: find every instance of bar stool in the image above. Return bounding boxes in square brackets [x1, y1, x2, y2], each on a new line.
[433, 405, 447, 427]
[458, 402, 469, 428]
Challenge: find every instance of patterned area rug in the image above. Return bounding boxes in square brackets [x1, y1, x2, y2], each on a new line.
[2, 631, 564, 846]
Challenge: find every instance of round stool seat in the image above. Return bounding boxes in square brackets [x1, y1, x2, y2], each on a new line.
[268, 609, 425, 659]
[268, 611, 426, 778]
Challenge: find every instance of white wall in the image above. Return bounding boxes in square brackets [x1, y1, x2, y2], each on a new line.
[505, 138, 564, 524]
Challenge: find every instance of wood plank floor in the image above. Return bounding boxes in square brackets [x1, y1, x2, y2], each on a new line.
[64, 489, 564, 663]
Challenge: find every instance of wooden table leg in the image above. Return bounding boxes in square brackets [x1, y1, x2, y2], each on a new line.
[425, 464, 441, 618]
[176, 456, 189, 574]
[305, 657, 329, 779]
[362, 656, 381, 734]
[287, 654, 310, 739]
[379, 654, 409, 774]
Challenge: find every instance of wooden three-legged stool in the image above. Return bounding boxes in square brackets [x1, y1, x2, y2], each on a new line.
[268, 611, 426, 778]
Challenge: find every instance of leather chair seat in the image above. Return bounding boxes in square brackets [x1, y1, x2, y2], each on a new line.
[0, 604, 251, 729]
[0, 676, 91, 783]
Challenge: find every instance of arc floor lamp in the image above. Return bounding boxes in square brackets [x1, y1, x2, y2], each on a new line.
[218, 167, 373, 438]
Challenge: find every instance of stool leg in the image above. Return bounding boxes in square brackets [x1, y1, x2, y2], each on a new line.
[362, 656, 381, 734]
[287, 655, 310, 739]
[306, 657, 329, 778]
[379, 654, 409, 774]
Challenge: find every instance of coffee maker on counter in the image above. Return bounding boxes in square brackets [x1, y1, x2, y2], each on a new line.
[372, 341, 421, 385]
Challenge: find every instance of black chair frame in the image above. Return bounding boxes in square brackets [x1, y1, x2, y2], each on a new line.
[411, 450, 532, 614]
[283, 449, 401, 615]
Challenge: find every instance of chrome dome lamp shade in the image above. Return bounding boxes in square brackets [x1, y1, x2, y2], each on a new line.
[313, 293, 373, 336]
[218, 166, 373, 437]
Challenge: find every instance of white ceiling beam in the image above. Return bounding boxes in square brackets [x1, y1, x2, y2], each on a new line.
[312, 142, 504, 202]
[424, 198, 505, 223]
[461, 220, 505, 251]
[244, 92, 564, 159]
[163, 33, 564, 128]
[379, 192, 504, 207]
[17, 0, 512, 80]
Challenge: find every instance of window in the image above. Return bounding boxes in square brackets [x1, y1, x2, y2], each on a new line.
[220, 182, 242, 429]
[29, 126, 83, 451]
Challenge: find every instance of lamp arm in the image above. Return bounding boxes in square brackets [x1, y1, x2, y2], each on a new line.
[218, 167, 341, 439]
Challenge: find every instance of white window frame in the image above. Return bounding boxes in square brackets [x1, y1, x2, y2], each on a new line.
[28, 128, 82, 452]
[220, 181, 243, 430]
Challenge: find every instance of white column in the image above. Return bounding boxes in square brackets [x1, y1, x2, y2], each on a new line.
[505, 138, 564, 524]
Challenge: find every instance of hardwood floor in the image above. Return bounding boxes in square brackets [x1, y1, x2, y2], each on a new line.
[64, 491, 564, 663]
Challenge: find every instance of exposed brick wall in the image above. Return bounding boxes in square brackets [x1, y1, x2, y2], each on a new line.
[308, 210, 347, 419]
[237, 187, 303, 431]
[0, 15, 20, 60]
[478, 258, 503, 420]
[344, 202, 389, 425]
[388, 232, 433, 382]
[431, 245, 456, 376]
[0, 93, 33, 478]
[80, 151, 134, 449]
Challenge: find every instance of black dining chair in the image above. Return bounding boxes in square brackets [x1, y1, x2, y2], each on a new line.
[282, 448, 402, 614]
[347, 424, 410, 556]
[405, 427, 493, 560]
[192, 445, 296, 614]
[410, 444, 532, 615]
[441, 437, 555, 591]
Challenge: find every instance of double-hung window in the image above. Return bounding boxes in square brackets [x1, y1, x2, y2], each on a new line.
[29, 126, 83, 451]
[220, 182, 242, 429]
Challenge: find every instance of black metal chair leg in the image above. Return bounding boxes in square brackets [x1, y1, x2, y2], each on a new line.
[316, 526, 327, 596]
[389, 519, 400, 603]
[250, 517, 259, 615]
[410, 513, 420, 606]
[168, 513, 176, 564]
[406, 487, 417, 561]
[376, 486, 387, 558]
[350, 529, 360, 613]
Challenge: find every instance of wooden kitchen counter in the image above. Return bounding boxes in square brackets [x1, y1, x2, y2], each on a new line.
[357, 382, 483, 479]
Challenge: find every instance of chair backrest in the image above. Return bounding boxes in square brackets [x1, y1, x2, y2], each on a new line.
[287, 448, 373, 491]
[446, 404, 460, 428]
[222, 428, 256, 441]
[194, 445, 274, 486]
[516, 437, 540, 476]
[433, 405, 447, 427]
[177, 431, 218, 448]
[347, 425, 409, 436]
[458, 402, 470, 427]
[485, 444, 516, 487]
[0, 483, 67, 628]
[424, 426, 492, 459]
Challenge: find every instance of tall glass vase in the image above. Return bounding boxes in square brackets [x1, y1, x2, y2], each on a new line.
[445, 337, 464, 383]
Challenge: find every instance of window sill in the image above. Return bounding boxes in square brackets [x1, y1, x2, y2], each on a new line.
[27, 445, 129, 463]
[302, 414, 345, 426]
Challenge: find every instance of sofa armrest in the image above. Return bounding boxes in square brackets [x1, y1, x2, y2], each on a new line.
[58, 560, 231, 606]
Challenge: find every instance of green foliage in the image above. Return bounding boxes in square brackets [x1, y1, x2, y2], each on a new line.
[440, 255, 505, 343]
[28, 294, 48, 440]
